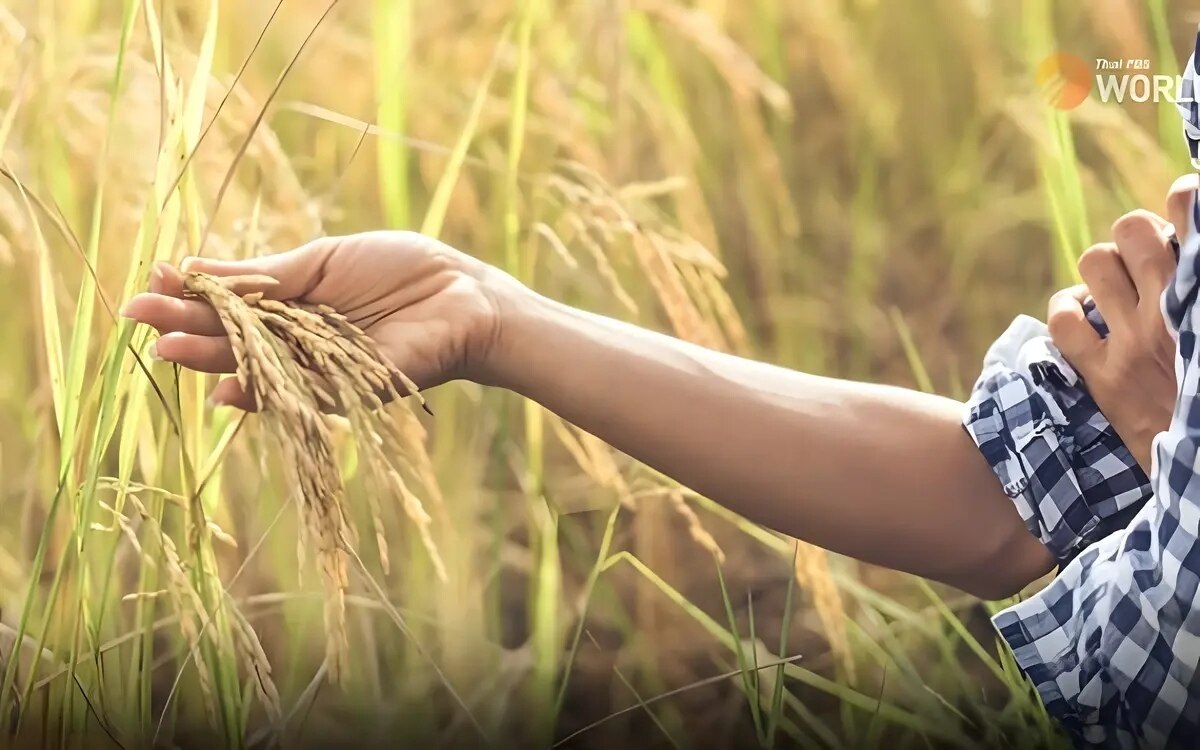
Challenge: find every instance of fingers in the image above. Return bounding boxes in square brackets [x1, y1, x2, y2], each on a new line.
[1110, 209, 1175, 300]
[1048, 284, 1103, 364]
[145, 350, 291, 413]
[128, 238, 350, 414]
[142, 327, 254, 410]
[127, 235, 345, 341]
[129, 236, 341, 340]
[1077, 242, 1138, 335]
[122, 293, 226, 336]
[206, 372, 358, 414]
[209, 377, 257, 411]
[180, 235, 339, 300]
[139, 234, 340, 304]
[151, 332, 237, 374]
[150, 347, 350, 414]
[146, 257, 284, 299]
[148, 261, 186, 296]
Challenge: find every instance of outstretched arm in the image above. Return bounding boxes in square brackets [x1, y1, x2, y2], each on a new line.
[486, 289, 1052, 597]
[125, 233, 1057, 600]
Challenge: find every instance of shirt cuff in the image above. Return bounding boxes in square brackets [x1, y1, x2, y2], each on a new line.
[963, 316, 1151, 563]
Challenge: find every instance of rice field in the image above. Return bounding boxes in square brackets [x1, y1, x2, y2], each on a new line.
[0, 0, 1190, 748]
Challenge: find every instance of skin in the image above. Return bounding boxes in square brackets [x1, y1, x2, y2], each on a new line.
[1047, 174, 1195, 474]
[120, 179, 1191, 601]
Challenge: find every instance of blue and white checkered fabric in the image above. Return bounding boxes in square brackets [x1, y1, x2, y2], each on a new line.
[964, 31, 1200, 747]
[964, 312, 1152, 565]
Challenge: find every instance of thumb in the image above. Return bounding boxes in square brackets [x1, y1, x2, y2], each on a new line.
[1048, 284, 1104, 366]
[180, 236, 338, 300]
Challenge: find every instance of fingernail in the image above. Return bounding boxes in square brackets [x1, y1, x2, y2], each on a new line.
[119, 302, 132, 318]
[205, 395, 227, 410]
[180, 256, 199, 272]
[146, 340, 161, 362]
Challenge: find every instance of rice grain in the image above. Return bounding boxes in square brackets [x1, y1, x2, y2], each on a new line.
[182, 271, 444, 682]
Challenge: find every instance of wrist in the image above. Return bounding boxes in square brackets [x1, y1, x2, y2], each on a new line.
[472, 269, 554, 391]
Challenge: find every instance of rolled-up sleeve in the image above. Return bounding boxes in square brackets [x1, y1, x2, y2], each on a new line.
[963, 311, 1152, 564]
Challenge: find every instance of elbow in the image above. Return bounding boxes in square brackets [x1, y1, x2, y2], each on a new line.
[949, 532, 1055, 601]
[962, 576, 1035, 602]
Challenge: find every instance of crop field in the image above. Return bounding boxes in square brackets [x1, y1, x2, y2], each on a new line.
[0, 1, 1189, 748]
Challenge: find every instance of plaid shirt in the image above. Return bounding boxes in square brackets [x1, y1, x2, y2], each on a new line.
[965, 311, 1152, 565]
[962, 32, 1200, 747]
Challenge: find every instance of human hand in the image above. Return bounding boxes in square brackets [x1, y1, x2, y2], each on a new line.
[1046, 177, 1195, 474]
[122, 231, 527, 409]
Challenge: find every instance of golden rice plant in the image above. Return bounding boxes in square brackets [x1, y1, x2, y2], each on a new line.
[0, 0, 1184, 747]
[180, 271, 444, 683]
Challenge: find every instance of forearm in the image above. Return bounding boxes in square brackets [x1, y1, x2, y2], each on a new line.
[489, 291, 1053, 598]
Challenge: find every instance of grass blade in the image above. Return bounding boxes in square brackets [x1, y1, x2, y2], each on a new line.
[418, 23, 513, 237]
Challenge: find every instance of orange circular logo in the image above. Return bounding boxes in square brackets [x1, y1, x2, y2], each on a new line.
[1036, 53, 1091, 110]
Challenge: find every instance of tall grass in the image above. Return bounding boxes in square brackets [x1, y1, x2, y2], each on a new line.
[0, 0, 1186, 747]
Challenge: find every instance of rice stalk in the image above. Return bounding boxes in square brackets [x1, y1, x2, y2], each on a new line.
[99, 490, 285, 736]
[181, 271, 444, 682]
[635, 0, 791, 116]
[792, 543, 852, 683]
[109, 494, 220, 725]
[667, 489, 725, 564]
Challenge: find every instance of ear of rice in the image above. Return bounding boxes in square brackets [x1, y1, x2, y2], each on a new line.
[182, 271, 445, 682]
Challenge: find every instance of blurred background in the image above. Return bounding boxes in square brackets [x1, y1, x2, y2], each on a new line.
[0, 0, 1193, 748]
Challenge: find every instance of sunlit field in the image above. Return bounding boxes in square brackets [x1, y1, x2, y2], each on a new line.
[0, 1, 1191, 747]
